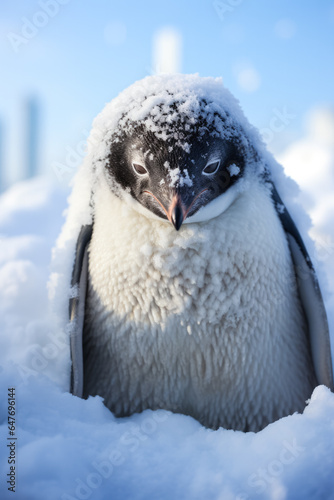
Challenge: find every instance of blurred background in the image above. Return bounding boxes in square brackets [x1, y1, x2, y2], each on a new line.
[1, 0, 334, 220]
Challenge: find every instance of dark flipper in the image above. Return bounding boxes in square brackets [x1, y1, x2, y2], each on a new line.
[271, 183, 334, 390]
[69, 224, 93, 397]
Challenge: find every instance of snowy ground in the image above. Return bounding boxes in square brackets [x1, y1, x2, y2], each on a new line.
[1, 108, 334, 499]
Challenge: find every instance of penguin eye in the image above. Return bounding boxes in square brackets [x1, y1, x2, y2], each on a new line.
[132, 163, 148, 176]
[202, 160, 220, 175]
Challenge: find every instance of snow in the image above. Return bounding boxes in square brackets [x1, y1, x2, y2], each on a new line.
[228, 163, 241, 177]
[168, 165, 180, 186]
[0, 76, 334, 498]
[164, 161, 193, 187]
[180, 169, 193, 187]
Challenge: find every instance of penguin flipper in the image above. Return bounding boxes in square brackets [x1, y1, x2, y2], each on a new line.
[69, 224, 93, 397]
[271, 184, 334, 391]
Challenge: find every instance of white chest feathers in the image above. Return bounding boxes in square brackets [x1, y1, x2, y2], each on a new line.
[83, 179, 316, 431]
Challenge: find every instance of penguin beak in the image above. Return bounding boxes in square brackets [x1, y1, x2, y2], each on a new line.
[144, 189, 209, 230]
[143, 190, 186, 230]
[168, 188, 210, 230]
[168, 195, 185, 231]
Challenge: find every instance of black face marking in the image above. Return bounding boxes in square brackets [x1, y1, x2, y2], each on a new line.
[106, 121, 248, 225]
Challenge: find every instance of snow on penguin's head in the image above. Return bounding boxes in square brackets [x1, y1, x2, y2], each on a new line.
[83, 74, 271, 229]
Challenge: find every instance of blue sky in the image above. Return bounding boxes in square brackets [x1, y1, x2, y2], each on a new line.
[1, 0, 334, 187]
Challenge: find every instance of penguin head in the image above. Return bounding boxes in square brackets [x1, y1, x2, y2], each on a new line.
[106, 123, 248, 230]
[96, 76, 262, 230]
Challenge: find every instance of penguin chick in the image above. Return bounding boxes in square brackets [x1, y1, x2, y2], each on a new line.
[69, 75, 333, 432]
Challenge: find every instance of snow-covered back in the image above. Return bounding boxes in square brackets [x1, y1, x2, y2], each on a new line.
[1, 76, 334, 499]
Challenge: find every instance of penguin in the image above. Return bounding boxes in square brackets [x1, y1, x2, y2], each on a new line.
[68, 74, 333, 432]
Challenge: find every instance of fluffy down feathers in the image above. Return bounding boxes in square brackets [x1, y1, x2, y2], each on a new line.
[83, 176, 316, 431]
